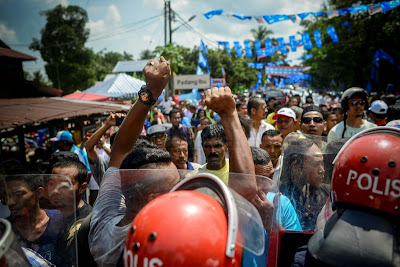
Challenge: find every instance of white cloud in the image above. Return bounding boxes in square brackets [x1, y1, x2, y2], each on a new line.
[107, 5, 121, 24]
[87, 5, 122, 38]
[0, 23, 18, 43]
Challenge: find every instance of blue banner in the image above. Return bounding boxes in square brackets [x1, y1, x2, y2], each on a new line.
[326, 26, 339, 43]
[232, 13, 252, 20]
[244, 40, 253, 57]
[349, 5, 368, 13]
[255, 63, 264, 69]
[234, 41, 242, 57]
[204, 9, 223, 19]
[248, 63, 255, 68]
[289, 36, 297, 52]
[302, 32, 313, 50]
[198, 51, 207, 68]
[265, 39, 273, 56]
[313, 30, 323, 48]
[196, 65, 204, 75]
[382, 0, 400, 12]
[255, 40, 261, 55]
[200, 40, 208, 55]
[277, 37, 288, 54]
[218, 41, 231, 56]
[263, 14, 291, 24]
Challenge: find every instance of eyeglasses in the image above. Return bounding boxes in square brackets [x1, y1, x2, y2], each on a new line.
[150, 134, 166, 140]
[350, 100, 366, 106]
[301, 117, 324, 124]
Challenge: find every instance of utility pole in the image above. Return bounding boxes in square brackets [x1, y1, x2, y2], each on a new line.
[168, 1, 172, 44]
[164, 1, 167, 46]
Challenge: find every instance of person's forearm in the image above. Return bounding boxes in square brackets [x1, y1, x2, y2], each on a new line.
[222, 111, 257, 200]
[85, 123, 111, 164]
[109, 101, 150, 168]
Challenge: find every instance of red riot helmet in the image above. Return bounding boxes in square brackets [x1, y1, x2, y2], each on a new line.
[331, 127, 400, 216]
[340, 87, 369, 112]
[123, 173, 264, 267]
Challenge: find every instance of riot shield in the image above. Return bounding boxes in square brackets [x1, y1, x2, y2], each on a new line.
[275, 132, 346, 232]
[0, 174, 78, 267]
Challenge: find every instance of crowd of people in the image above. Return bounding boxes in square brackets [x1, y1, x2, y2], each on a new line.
[0, 57, 399, 266]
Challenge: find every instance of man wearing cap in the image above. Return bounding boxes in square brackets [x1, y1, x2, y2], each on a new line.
[146, 124, 167, 150]
[247, 97, 274, 147]
[327, 88, 376, 144]
[368, 100, 388, 126]
[51, 131, 91, 175]
[274, 108, 298, 139]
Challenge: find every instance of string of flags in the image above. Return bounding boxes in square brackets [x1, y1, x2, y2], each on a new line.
[248, 54, 314, 68]
[217, 25, 339, 58]
[203, 0, 400, 24]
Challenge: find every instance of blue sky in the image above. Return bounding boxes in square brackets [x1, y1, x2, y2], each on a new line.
[0, 0, 325, 80]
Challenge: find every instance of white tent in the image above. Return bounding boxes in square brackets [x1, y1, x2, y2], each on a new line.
[83, 73, 145, 98]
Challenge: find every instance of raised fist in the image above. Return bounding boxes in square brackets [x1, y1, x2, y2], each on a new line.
[143, 56, 171, 99]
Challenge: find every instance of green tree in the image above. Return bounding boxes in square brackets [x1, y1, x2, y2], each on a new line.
[301, 0, 400, 91]
[139, 49, 156, 60]
[30, 4, 96, 94]
[91, 49, 133, 81]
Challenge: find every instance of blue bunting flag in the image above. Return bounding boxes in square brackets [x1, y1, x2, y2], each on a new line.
[232, 13, 252, 20]
[196, 66, 204, 75]
[200, 40, 208, 55]
[234, 41, 242, 57]
[301, 32, 313, 50]
[368, 4, 383, 15]
[313, 30, 323, 48]
[341, 21, 351, 30]
[382, 0, 400, 12]
[304, 54, 314, 60]
[204, 9, 223, 19]
[198, 51, 207, 68]
[265, 39, 274, 56]
[244, 40, 253, 57]
[218, 41, 231, 56]
[326, 26, 339, 43]
[277, 37, 288, 54]
[349, 5, 368, 13]
[289, 36, 297, 52]
[263, 14, 291, 24]
[255, 40, 261, 54]
[327, 10, 339, 18]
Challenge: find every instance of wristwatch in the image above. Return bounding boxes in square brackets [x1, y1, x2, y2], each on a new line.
[138, 85, 156, 106]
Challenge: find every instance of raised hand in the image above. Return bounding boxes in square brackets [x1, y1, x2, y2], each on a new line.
[204, 87, 236, 116]
[143, 56, 171, 99]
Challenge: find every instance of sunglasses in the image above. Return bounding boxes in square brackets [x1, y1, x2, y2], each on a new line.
[350, 100, 366, 106]
[301, 117, 324, 124]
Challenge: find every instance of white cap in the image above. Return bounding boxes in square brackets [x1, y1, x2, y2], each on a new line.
[369, 100, 388, 114]
[272, 107, 297, 120]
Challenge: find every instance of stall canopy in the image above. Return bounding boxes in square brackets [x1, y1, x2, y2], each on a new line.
[63, 91, 110, 101]
[82, 73, 145, 98]
[0, 97, 131, 130]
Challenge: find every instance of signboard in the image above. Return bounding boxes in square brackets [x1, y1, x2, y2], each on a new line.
[211, 78, 226, 88]
[173, 74, 210, 89]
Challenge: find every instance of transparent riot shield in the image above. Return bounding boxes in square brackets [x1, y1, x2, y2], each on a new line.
[276, 132, 346, 232]
[0, 174, 78, 267]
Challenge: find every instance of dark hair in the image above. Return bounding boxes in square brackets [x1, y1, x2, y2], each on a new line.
[268, 97, 276, 102]
[332, 107, 344, 115]
[290, 106, 303, 120]
[323, 111, 335, 121]
[0, 159, 43, 191]
[247, 97, 264, 116]
[121, 145, 171, 170]
[289, 96, 298, 103]
[46, 151, 80, 174]
[385, 94, 397, 106]
[201, 124, 226, 144]
[250, 146, 271, 165]
[370, 111, 386, 120]
[387, 105, 400, 122]
[273, 101, 283, 109]
[262, 129, 282, 139]
[239, 115, 252, 139]
[199, 116, 211, 124]
[189, 104, 197, 110]
[52, 159, 89, 185]
[236, 101, 246, 110]
[134, 136, 156, 149]
[302, 105, 323, 119]
[170, 109, 180, 117]
[165, 134, 187, 151]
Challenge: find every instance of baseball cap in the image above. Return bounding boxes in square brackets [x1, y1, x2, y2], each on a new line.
[368, 100, 388, 114]
[50, 131, 73, 142]
[272, 108, 297, 120]
[147, 125, 166, 136]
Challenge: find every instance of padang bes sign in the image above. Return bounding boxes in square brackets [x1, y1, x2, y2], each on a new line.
[173, 74, 210, 89]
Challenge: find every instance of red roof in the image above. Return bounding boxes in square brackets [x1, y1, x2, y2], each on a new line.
[0, 47, 36, 61]
[63, 92, 109, 101]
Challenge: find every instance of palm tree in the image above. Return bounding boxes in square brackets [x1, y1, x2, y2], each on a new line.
[139, 49, 155, 60]
[251, 25, 273, 46]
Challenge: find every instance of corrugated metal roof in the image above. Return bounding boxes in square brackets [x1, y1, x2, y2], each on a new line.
[112, 59, 151, 73]
[0, 97, 131, 130]
[83, 73, 144, 98]
[0, 47, 36, 61]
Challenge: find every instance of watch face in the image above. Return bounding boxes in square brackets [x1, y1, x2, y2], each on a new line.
[140, 91, 149, 102]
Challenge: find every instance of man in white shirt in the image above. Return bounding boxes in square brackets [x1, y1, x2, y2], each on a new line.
[247, 97, 274, 147]
[328, 88, 376, 143]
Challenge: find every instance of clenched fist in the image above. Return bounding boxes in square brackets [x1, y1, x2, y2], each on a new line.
[143, 56, 171, 99]
[205, 87, 236, 116]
